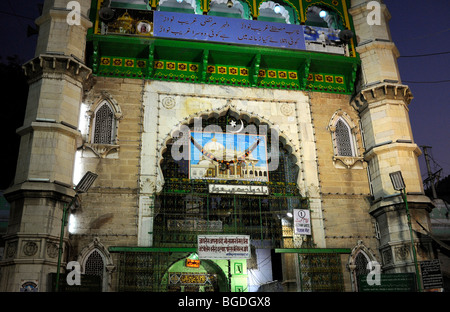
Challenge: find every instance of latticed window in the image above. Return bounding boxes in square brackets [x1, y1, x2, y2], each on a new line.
[85, 250, 105, 278]
[93, 103, 114, 144]
[354, 252, 370, 279]
[335, 119, 354, 156]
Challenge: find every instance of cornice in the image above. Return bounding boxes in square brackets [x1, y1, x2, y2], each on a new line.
[22, 54, 93, 88]
[351, 82, 413, 113]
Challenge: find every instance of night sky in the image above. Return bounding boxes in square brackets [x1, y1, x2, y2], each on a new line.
[0, 0, 448, 185]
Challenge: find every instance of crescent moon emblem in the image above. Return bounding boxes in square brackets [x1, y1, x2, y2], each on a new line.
[230, 119, 244, 133]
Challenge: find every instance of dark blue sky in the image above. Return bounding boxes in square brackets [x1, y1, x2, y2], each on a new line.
[385, 0, 450, 183]
[0, 0, 448, 184]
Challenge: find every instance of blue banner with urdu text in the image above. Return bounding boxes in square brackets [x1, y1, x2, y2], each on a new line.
[153, 11, 306, 50]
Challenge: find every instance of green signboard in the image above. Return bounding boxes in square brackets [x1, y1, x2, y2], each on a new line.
[358, 273, 417, 292]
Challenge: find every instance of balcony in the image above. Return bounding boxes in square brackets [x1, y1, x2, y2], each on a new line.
[86, 0, 360, 94]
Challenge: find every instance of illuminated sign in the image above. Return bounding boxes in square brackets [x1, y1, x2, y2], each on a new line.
[189, 131, 269, 182]
[186, 259, 201, 268]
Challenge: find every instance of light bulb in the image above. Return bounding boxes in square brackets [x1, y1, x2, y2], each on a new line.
[274, 5, 281, 14]
[319, 10, 327, 18]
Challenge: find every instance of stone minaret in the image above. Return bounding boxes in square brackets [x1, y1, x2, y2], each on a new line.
[349, 0, 434, 277]
[0, 0, 92, 291]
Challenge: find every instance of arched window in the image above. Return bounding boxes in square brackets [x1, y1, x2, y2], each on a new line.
[329, 112, 358, 158]
[209, 0, 250, 19]
[85, 249, 105, 279]
[78, 238, 115, 292]
[328, 111, 364, 169]
[306, 5, 343, 30]
[83, 93, 122, 158]
[335, 118, 355, 157]
[354, 251, 370, 279]
[158, 0, 200, 14]
[93, 102, 115, 144]
[348, 241, 377, 291]
[258, 1, 295, 24]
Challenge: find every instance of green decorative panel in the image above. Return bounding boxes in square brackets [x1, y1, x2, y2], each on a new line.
[97, 56, 354, 93]
[98, 56, 148, 78]
[305, 72, 347, 93]
[88, 0, 360, 94]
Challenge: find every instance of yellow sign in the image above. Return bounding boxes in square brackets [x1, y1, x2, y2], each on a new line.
[186, 259, 201, 268]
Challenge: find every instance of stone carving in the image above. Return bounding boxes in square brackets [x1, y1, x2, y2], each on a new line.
[382, 248, 393, 264]
[162, 96, 176, 109]
[333, 155, 364, 169]
[394, 245, 410, 261]
[47, 242, 59, 258]
[6, 241, 17, 259]
[280, 103, 294, 116]
[83, 143, 120, 158]
[23, 241, 38, 256]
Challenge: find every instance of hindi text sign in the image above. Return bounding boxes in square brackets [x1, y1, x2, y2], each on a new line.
[198, 235, 250, 259]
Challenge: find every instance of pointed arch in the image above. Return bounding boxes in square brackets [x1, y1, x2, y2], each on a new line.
[304, 2, 345, 30]
[78, 237, 115, 292]
[328, 110, 359, 154]
[89, 91, 122, 145]
[208, 0, 250, 19]
[156, 103, 301, 193]
[83, 91, 123, 158]
[328, 110, 364, 169]
[160, 255, 229, 292]
[257, 0, 299, 24]
[347, 240, 378, 292]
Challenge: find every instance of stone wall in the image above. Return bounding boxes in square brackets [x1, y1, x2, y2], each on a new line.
[69, 77, 144, 260]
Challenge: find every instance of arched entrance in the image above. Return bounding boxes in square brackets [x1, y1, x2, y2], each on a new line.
[161, 255, 229, 292]
[154, 108, 305, 249]
[150, 108, 309, 292]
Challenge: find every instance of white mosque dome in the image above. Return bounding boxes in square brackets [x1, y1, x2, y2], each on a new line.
[203, 137, 225, 154]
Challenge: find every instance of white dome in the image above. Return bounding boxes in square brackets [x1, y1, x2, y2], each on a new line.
[203, 137, 224, 154]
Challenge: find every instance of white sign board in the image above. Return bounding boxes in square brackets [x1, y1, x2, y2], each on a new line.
[294, 209, 311, 235]
[198, 235, 251, 259]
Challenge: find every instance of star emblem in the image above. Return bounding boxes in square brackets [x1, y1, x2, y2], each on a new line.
[230, 120, 237, 128]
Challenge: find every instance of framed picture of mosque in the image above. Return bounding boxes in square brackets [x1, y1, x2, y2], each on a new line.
[189, 131, 269, 182]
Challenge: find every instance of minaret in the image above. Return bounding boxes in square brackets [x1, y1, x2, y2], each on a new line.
[349, 0, 434, 276]
[0, 0, 92, 291]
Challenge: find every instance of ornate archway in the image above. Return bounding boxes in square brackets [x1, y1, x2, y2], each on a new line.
[152, 107, 307, 249]
[161, 256, 229, 292]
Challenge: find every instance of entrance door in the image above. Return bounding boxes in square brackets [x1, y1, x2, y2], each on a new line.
[163, 258, 229, 292]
